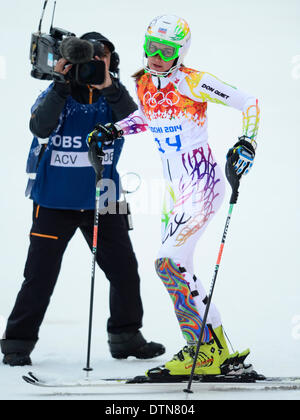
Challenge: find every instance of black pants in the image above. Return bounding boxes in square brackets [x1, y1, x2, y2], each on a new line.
[5, 203, 143, 341]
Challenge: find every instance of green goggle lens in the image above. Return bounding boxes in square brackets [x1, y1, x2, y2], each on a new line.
[144, 37, 180, 62]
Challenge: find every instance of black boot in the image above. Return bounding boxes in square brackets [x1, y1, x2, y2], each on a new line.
[108, 331, 165, 359]
[1, 339, 36, 367]
[3, 353, 32, 367]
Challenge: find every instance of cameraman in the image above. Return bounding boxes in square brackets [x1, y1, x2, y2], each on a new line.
[0, 32, 165, 366]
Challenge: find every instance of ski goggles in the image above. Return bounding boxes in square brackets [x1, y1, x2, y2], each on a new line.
[144, 36, 180, 61]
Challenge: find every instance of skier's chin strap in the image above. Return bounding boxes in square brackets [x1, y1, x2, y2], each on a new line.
[144, 65, 176, 78]
[144, 56, 179, 78]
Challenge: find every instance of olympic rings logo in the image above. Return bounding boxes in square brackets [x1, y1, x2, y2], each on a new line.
[143, 91, 180, 108]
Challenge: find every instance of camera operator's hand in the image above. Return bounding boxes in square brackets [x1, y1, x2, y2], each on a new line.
[91, 55, 112, 90]
[54, 58, 73, 76]
[53, 58, 73, 95]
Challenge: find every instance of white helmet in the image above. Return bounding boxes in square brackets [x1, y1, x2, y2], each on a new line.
[143, 15, 191, 77]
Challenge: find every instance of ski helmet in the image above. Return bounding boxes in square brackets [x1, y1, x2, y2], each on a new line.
[143, 15, 191, 77]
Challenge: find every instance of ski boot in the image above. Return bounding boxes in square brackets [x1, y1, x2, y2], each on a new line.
[108, 331, 165, 359]
[146, 339, 221, 382]
[212, 327, 265, 380]
[212, 325, 230, 365]
[221, 348, 266, 380]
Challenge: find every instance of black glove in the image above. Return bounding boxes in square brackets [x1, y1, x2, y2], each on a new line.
[86, 123, 123, 152]
[226, 137, 256, 177]
[225, 136, 256, 204]
[86, 123, 123, 181]
[88, 141, 105, 182]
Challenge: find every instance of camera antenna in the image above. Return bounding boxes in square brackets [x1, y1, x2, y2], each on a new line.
[38, 0, 49, 34]
[50, 1, 57, 34]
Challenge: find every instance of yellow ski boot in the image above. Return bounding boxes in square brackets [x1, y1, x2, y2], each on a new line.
[146, 340, 221, 381]
[213, 325, 230, 365]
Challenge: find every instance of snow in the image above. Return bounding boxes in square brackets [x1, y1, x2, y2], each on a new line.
[1, 0, 300, 401]
[1, 323, 300, 400]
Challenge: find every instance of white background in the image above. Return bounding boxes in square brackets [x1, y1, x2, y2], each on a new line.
[0, 0, 299, 400]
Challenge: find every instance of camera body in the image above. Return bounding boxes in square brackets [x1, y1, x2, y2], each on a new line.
[30, 28, 108, 85]
[30, 1, 120, 85]
[30, 27, 75, 80]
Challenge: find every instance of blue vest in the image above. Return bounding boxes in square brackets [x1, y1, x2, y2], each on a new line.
[26, 84, 124, 210]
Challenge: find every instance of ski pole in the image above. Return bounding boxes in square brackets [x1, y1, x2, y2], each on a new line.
[83, 178, 102, 373]
[184, 182, 240, 393]
[83, 142, 104, 374]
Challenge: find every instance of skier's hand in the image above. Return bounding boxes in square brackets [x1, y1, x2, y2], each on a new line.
[86, 131, 105, 181]
[226, 136, 256, 177]
[86, 123, 123, 150]
[225, 136, 256, 204]
[86, 128, 105, 157]
[88, 141, 104, 181]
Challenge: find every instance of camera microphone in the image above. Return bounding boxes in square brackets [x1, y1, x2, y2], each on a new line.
[60, 37, 94, 64]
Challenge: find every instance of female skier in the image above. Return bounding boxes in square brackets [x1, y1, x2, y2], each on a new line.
[87, 15, 260, 380]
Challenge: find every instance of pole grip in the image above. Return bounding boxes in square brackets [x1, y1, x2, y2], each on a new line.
[225, 154, 241, 204]
[230, 186, 239, 204]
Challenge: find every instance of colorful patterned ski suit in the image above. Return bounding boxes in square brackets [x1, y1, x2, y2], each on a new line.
[117, 66, 260, 343]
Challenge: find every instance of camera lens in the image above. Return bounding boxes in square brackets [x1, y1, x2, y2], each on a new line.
[76, 61, 105, 85]
[78, 62, 96, 82]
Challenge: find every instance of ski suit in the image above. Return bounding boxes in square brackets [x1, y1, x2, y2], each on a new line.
[117, 66, 260, 344]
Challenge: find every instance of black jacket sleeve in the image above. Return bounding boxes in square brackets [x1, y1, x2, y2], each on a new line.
[29, 82, 71, 139]
[29, 77, 137, 138]
[100, 78, 138, 123]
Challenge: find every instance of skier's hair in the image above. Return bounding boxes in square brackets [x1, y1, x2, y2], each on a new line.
[132, 68, 145, 82]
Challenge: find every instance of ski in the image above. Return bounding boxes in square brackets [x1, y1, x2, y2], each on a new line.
[22, 371, 300, 391]
[22, 371, 127, 388]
